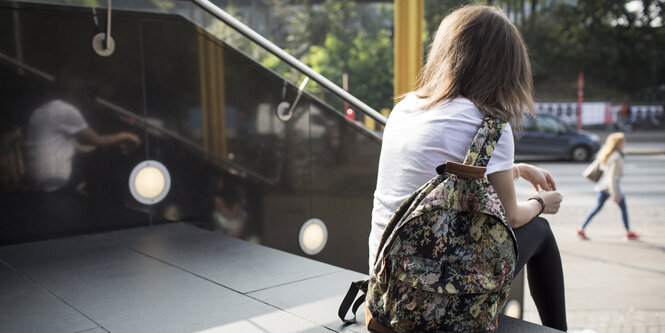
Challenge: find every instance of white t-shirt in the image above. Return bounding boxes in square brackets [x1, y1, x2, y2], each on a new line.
[368, 94, 515, 269]
[25, 100, 88, 191]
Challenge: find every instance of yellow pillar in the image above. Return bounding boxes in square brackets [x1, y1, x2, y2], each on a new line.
[198, 34, 227, 164]
[394, 0, 423, 104]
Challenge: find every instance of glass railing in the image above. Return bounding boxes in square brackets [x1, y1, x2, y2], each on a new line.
[0, 0, 383, 272]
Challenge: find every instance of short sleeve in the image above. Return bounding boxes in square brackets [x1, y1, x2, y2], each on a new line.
[56, 102, 88, 135]
[485, 122, 515, 175]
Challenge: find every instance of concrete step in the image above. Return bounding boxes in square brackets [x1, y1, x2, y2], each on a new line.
[0, 223, 562, 332]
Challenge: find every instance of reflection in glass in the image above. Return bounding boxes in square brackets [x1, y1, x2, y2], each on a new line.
[25, 97, 140, 192]
[210, 172, 248, 238]
[25, 99, 88, 192]
[1, 1, 382, 272]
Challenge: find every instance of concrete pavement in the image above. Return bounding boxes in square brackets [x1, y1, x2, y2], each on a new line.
[523, 211, 665, 332]
[516, 134, 665, 332]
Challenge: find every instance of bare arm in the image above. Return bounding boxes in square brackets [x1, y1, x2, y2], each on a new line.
[75, 142, 98, 153]
[488, 168, 562, 229]
[514, 163, 557, 191]
[77, 128, 140, 150]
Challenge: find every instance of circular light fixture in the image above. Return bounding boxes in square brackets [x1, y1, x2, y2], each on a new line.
[129, 160, 171, 205]
[503, 299, 522, 318]
[298, 218, 328, 256]
[92, 33, 116, 57]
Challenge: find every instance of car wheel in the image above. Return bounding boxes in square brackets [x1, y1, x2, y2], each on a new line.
[571, 146, 590, 162]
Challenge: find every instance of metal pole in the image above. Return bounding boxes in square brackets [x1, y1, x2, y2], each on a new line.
[191, 0, 387, 125]
[106, 0, 112, 50]
[577, 73, 584, 131]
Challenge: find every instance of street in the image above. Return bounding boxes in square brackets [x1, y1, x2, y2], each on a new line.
[515, 154, 665, 332]
[516, 154, 665, 207]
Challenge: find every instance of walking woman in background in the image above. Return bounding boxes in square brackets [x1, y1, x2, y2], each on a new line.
[369, 5, 567, 330]
[578, 132, 640, 240]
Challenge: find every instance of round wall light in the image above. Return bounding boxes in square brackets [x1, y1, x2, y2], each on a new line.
[129, 160, 171, 205]
[503, 299, 522, 318]
[298, 218, 328, 256]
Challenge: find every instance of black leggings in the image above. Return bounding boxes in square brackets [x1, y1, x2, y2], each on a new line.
[513, 217, 567, 331]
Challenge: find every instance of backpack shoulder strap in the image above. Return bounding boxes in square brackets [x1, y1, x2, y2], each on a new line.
[463, 116, 507, 167]
[371, 179, 432, 267]
[338, 280, 368, 324]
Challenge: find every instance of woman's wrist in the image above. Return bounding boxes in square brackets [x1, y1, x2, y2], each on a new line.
[528, 196, 545, 216]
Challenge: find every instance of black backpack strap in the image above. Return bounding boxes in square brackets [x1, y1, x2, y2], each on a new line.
[463, 116, 507, 167]
[338, 280, 369, 324]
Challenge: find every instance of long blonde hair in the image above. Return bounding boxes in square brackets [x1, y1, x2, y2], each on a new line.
[597, 132, 625, 164]
[416, 5, 534, 125]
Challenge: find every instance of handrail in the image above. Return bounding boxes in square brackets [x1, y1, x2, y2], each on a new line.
[0, 51, 55, 82]
[191, 0, 388, 126]
[95, 97, 276, 185]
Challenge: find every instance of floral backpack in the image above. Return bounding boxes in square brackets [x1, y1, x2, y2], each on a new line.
[339, 117, 518, 333]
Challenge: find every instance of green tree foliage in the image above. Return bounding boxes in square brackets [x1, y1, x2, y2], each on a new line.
[423, 0, 665, 103]
[521, 0, 665, 102]
[59, 0, 100, 6]
[150, 0, 176, 11]
[216, 0, 663, 105]
[302, 2, 394, 111]
[211, 0, 394, 111]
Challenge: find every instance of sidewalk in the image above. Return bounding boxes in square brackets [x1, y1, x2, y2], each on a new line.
[521, 205, 665, 332]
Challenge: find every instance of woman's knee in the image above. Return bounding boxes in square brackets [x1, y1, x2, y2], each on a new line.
[515, 216, 552, 235]
[514, 216, 556, 247]
[531, 216, 553, 233]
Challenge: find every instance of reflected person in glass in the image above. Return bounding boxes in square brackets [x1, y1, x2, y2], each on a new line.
[25, 87, 140, 192]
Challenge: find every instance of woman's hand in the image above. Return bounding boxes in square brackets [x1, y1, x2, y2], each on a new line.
[489, 168, 562, 228]
[516, 163, 557, 191]
[534, 191, 563, 214]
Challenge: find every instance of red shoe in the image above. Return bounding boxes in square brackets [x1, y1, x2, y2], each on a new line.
[577, 229, 590, 240]
[626, 231, 640, 240]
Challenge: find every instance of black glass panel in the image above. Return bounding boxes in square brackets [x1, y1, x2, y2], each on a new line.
[0, 1, 382, 273]
[0, 3, 149, 244]
[308, 102, 380, 272]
